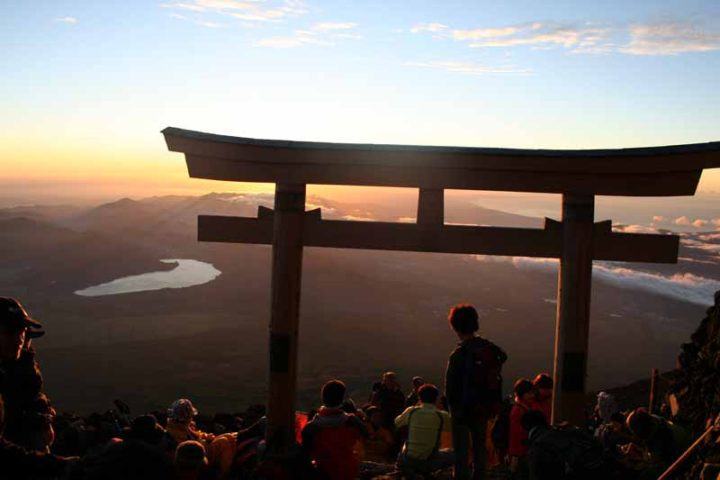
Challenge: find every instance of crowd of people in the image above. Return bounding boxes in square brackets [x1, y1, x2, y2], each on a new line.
[0, 297, 700, 479]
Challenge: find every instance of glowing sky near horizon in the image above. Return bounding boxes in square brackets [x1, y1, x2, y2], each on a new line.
[2, 0, 720, 201]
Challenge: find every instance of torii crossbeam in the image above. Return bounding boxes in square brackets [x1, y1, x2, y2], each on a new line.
[162, 126, 720, 450]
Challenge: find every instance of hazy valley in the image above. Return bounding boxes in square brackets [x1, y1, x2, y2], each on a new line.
[1, 193, 718, 415]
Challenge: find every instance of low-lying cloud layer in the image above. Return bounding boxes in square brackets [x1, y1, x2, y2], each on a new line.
[410, 19, 720, 56]
[481, 254, 720, 306]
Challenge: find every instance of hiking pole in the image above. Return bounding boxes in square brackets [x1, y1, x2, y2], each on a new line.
[649, 368, 658, 414]
[657, 420, 718, 480]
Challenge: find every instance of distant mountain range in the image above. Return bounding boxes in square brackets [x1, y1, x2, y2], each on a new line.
[0, 193, 716, 414]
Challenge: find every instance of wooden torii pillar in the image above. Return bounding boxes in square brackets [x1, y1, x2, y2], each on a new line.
[163, 127, 720, 446]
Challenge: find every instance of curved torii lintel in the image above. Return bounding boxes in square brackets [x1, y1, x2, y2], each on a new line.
[163, 127, 720, 196]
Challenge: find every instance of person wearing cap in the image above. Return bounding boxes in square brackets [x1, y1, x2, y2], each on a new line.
[0, 297, 55, 451]
[166, 398, 215, 447]
[0, 300, 74, 478]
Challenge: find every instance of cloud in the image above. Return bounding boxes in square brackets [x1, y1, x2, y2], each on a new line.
[312, 22, 356, 31]
[404, 60, 532, 76]
[613, 224, 660, 234]
[161, 0, 307, 23]
[674, 216, 692, 226]
[410, 23, 448, 34]
[340, 215, 375, 222]
[652, 215, 666, 223]
[475, 254, 720, 306]
[620, 22, 720, 55]
[693, 219, 709, 228]
[416, 21, 614, 53]
[54, 16, 78, 24]
[254, 32, 327, 48]
[698, 233, 720, 242]
[682, 239, 720, 254]
[255, 21, 360, 48]
[411, 19, 720, 57]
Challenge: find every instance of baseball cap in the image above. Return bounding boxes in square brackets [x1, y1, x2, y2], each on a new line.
[0, 297, 45, 338]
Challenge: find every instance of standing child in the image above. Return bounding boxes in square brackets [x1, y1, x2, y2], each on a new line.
[531, 373, 553, 423]
[508, 378, 535, 479]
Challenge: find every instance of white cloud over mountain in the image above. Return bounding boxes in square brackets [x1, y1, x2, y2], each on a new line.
[410, 19, 720, 57]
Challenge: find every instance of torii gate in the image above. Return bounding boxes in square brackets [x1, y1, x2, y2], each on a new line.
[163, 127, 720, 449]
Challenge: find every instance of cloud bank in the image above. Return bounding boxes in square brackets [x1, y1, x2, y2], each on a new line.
[410, 19, 720, 56]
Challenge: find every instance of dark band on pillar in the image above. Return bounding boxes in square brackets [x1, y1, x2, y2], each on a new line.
[561, 351, 586, 392]
[270, 333, 290, 373]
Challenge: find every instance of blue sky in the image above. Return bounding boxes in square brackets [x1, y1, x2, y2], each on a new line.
[1, 0, 720, 200]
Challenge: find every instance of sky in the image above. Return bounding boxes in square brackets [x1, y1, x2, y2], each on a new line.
[2, 0, 720, 210]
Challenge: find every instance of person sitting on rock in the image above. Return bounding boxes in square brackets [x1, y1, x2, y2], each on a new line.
[360, 406, 395, 463]
[595, 411, 630, 459]
[624, 407, 690, 478]
[302, 379, 368, 480]
[405, 376, 426, 407]
[523, 409, 610, 480]
[395, 383, 453, 476]
[166, 399, 215, 447]
[371, 371, 407, 430]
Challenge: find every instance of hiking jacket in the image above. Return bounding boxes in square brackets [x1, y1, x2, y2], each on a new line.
[0, 395, 68, 479]
[0, 347, 54, 449]
[166, 419, 215, 446]
[301, 407, 367, 480]
[395, 403, 451, 460]
[445, 336, 507, 417]
[508, 400, 534, 457]
[644, 416, 690, 466]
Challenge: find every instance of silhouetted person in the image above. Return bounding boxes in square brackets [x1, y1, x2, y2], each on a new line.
[522, 409, 608, 480]
[0, 297, 78, 477]
[0, 395, 75, 479]
[76, 436, 175, 480]
[395, 384, 453, 476]
[445, 304, 507, 480]
[175, 440, 212, 480]
[166, 399, 215, 447]
[370, 371, 406, 430]
[302, 379, 367, 480]
[360, 406, 394, 462]
[405, 376, 425, 407]
[594, 412, 630, 459]
[624, 407, 690, 479]
[0, 297, 56, 452]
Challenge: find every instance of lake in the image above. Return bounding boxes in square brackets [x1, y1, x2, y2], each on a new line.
[74, 259, 221, 297]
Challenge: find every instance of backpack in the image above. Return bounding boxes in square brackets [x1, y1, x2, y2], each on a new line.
[461, 338, 504, 410]
[533, 426, 605, 476]
[562, 427, 605, 473]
